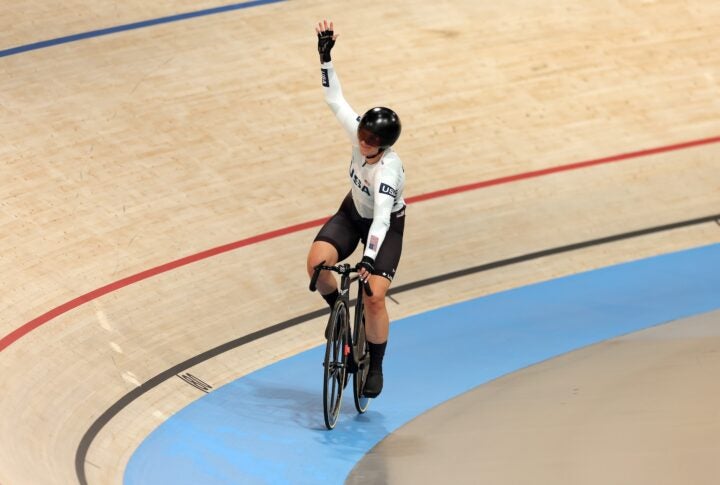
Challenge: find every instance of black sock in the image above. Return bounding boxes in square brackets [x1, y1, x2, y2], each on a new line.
[321, 289, 339, 309]
[368, 341, 387, 372]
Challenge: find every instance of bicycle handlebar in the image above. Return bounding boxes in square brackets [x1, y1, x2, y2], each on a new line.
[308, 260, 325, 293]
[309, 261, 374, 297]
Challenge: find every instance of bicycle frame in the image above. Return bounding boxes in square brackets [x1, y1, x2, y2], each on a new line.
[311, 262, 372, 364]
[310, 262, 373, 425]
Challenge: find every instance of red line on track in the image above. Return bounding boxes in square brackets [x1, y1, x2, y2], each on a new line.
[2, 135, 719, 352]
[405, 136, 720, 203]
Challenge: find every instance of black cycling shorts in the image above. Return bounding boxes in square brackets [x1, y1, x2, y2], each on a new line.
[314, 192, 405, 281]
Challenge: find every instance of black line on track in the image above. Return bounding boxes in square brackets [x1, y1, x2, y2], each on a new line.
[75, 213, 720, 484]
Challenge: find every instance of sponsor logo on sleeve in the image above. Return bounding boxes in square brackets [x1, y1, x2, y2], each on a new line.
[321, 69, 329, 87]
[379, 183, 397, 198]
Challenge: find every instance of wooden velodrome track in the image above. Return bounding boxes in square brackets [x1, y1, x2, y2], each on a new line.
[2, 0, 720, 484]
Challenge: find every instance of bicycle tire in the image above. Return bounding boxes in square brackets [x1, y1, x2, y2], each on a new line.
[323, 300, 349, 429]
[353, 298, 371, 413]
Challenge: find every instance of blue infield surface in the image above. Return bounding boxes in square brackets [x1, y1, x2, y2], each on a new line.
[125, 243, 720, 484]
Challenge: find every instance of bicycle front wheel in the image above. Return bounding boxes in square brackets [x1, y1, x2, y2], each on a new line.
[323, 300, 349, 430]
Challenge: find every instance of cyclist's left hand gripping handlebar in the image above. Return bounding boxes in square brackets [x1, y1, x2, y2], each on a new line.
[358, 257, 374, 297]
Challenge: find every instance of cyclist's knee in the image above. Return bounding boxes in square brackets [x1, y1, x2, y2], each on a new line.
[364, 283, 388, 312]
[364, 294, 386, 314]
[306, 254, 320, 277]
[307, 241, 338, 276]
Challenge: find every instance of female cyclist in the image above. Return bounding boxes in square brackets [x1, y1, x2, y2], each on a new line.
[306, 20, 406, 399]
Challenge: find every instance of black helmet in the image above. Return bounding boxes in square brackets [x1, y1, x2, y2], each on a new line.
[357, 107, 401, 149]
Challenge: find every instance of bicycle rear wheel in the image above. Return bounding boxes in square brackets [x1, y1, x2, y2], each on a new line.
[353, 301, 371, 413]
[323, 301, 349, 430]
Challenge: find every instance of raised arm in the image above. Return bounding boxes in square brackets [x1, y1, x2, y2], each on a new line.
[316, 20, 360, 143]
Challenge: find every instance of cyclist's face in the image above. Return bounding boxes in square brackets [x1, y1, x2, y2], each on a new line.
[358, 127, 382, 158]
[359, 138, 381, 158]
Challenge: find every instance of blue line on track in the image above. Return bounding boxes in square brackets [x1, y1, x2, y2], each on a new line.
[0, 0, 286, 58]
[124, 243, 720, 484]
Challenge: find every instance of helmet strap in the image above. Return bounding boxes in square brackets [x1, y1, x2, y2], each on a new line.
[363, 147, 385, 165]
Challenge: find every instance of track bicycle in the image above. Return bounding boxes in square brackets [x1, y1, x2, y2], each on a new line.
[310, 261, 373, 430]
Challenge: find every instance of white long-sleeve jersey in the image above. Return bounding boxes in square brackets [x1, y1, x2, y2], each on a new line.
[321, 61, 406, 260]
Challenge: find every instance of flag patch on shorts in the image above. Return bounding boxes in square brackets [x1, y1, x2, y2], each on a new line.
[369, 235, 379, 251]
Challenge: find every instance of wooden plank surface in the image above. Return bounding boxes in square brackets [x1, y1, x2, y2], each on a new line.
[1, 0, 719, 483]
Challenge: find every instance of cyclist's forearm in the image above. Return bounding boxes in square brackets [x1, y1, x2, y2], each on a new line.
[321, 61, 344, 111]
[364, 205, 392, 260]
[321, 61, 359, 142]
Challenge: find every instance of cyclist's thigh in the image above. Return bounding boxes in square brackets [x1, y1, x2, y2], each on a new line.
[313, 208, 361, 263]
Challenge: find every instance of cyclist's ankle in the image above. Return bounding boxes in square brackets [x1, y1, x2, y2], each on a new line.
[368, 341, 387, 373]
